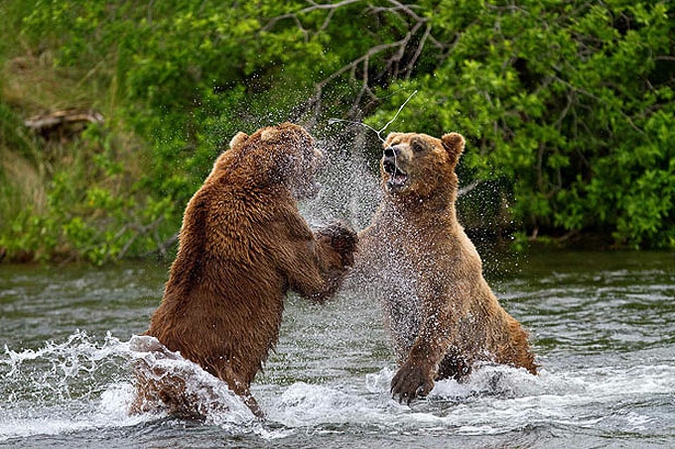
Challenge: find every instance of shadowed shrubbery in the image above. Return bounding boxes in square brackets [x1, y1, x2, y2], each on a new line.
[0, 0, 673, 263]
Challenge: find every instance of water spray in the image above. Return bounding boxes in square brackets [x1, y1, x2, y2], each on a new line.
[328, 90, 418, 142]
[328, 90, 418, 188]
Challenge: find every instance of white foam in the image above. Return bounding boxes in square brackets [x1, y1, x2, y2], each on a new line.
[1, 330, 674, 441]
[0, 332, 260, 441]
[125, 335, 257, 425]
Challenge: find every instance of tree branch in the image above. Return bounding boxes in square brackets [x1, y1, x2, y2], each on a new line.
[267, 0, 436, 125]
[262, 0, 364, 32]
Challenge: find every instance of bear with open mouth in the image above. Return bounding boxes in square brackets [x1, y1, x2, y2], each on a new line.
[353, 131, 537, 403]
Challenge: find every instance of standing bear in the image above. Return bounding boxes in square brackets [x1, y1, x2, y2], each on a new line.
[354, 131, 536, 403]
[131, 122, 357, 418]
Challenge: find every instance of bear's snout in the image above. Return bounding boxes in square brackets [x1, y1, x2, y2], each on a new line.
[383, 144, 405, 169]
[382, 148, 409, 191]
[384, 146, 398, 158]
[382, 159, 395, 174]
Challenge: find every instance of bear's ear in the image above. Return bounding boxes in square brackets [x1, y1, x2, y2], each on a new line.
[441, 132, 465, 163]
[229, 132, 249, 150]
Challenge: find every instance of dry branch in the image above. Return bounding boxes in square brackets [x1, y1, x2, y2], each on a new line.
[265, 0, 434, 126]
[24, 109, 104, 132]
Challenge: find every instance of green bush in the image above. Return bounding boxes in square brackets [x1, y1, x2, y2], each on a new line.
[1, 0, 673, 263]
[369, 1, 675, 248]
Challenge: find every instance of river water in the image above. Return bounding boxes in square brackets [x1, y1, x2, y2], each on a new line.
[0, 249, 673, 448]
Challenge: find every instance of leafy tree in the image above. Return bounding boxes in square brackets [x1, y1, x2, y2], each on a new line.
[0, 0, 673, 262]
[368, 0, 675, 248]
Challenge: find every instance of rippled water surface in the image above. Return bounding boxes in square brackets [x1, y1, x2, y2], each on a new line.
[1, 250, 673, 448]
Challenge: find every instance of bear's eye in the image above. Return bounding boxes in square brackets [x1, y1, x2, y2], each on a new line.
[411, 139, 426, 153]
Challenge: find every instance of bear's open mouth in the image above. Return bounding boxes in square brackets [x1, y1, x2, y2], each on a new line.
[383, 159, 408, 189]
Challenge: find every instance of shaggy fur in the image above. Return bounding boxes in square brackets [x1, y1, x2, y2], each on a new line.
[131, 122, 357, 418]
[354, 131, 536, 403]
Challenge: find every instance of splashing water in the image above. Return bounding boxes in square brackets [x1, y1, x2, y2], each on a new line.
[300, 137, 381, 231]
[327, 90, 418, 199]
[0, 176, 673, 447]
[304, 90, 420, 230]
[0, 331, 261, 441]
[3, 325, 673, 444]
[328, 90, 418, 143]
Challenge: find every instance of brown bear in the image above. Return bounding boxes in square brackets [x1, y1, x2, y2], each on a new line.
[353, 131, 536, 403]
[131, 122, 357, 418]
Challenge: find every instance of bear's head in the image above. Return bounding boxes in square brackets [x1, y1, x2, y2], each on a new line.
[223, 122, 323, 200]
[380, 132, 465, 202]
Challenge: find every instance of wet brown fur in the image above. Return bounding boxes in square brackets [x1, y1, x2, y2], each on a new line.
[354, 131, 536, 403]
[131, 123, 357, 417]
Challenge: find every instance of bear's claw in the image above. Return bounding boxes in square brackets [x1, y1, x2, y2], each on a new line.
[316, 221, 358, 266]
[390, 361, 434, 404]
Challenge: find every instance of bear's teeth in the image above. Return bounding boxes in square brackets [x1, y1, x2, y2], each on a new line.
[393, 174, 407, 185]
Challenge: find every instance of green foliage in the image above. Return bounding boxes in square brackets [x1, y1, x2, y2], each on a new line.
[1, 0, 673, 263]
[370, 0, 675, 249]
[0, 122, 167, 264]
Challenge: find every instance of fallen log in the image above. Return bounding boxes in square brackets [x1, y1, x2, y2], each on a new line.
[24, 109, 104, 135]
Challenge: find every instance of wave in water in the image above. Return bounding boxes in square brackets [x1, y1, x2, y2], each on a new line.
[1, 331, 673, 443]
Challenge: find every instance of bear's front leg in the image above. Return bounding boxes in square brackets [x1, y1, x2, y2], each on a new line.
[390, 357, 435, 404]
[390, 303, 449, 404]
